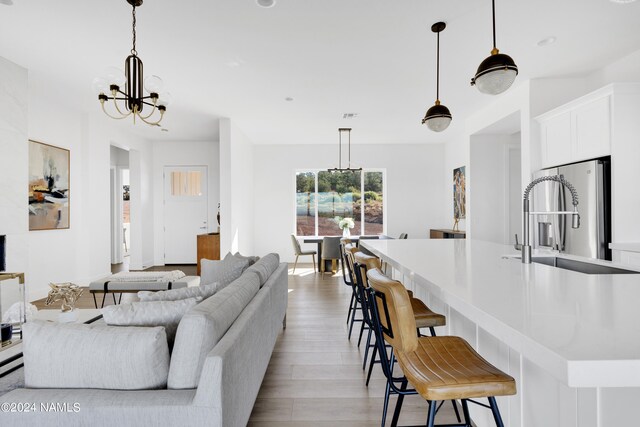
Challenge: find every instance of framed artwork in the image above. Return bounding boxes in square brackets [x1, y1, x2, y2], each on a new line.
[28, 140, 70, 230]
[453, 166, 466, 220]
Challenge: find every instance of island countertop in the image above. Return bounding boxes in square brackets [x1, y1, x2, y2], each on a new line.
[360, 238, 640, 388]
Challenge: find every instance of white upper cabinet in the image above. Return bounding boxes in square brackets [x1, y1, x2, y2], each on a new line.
[541, 110, 572, 167]
[572, 96, 611, 161]
[537, 88, 612, 168]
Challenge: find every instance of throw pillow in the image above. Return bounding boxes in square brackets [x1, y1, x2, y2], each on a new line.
[200, 252, 250, 289]
[245, 253, 280, 286]
[138, 282, 220, 302]
[23, 320, 169, 390]
[101, 297, 199, 347]
[234, 252, 260, 266]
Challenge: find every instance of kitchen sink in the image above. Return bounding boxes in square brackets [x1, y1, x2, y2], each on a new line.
[529, 256, 640, 275]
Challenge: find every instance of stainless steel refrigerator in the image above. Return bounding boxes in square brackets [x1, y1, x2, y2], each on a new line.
[532, 158, 611, 260]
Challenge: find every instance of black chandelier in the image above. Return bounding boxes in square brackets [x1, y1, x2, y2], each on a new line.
[93, 0, 169, 126]
[327, 128, 362, 173]
[470, 0, 518, 95]
[422, 22, 452, 132]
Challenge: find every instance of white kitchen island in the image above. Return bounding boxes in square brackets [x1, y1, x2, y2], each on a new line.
[361, 238, 640, 427]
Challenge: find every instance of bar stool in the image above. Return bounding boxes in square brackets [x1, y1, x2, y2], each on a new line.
[341, 242, 359, 327]
[367, 268, 516, 427]
[353, 251, 447, 383]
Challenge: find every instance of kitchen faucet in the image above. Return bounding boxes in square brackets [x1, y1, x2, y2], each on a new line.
[521, 174, 580, 264]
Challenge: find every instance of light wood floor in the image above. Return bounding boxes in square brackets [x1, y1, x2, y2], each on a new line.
[247, 264, 460, 427]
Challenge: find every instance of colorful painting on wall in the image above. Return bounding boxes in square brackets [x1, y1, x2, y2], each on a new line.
[28, 140, 70, 230]
[453, 166, 466, 220]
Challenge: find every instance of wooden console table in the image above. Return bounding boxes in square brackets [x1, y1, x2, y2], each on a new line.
[430, 229, 466, 239]
[197, 233, 220, 275]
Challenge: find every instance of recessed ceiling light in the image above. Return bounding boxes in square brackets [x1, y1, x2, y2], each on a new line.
[285, 97, 294, 102]
[537, 36, 557, 47]
[256, 0, 276, 8]
[0, 0, 14, 5]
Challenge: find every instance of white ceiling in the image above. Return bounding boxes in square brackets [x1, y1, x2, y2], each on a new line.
[1, 0, 639, 145]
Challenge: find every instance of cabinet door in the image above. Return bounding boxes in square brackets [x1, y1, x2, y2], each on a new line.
[541, 111, 572, 167]
[573, 96, 611, 161]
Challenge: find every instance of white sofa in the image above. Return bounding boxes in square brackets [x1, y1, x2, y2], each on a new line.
[0, 255, 288, 427]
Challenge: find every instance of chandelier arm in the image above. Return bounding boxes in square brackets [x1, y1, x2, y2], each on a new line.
[101, 102, 131, 120]
[112, 97, 131, 117]
[137, 112, 164, 127]
[139, 104, 158, 120]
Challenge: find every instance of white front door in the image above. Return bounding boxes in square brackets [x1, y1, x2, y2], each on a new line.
[164, 166, 208, 264]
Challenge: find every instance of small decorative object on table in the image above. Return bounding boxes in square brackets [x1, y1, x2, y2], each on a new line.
[334, 216, 355, 238]
[45, 282, 84, 323]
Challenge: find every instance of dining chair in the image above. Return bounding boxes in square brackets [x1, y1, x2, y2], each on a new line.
[320, 236, 341, 279]
[290, 234, 317, 273]
[398, 233, 408, 239]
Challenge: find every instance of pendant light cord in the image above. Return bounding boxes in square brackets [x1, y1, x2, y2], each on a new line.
[492, 0, 497, 50]
[131, 5, 138, 56]
[436, 30, 440, 101]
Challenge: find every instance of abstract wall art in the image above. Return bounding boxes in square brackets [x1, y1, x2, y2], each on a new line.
[28, 140, 70, 230]
[453, 166, 466, 220]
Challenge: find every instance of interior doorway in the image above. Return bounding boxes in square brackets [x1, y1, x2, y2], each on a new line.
[110, 146, 130, 270]
[164, 166, 208, 264]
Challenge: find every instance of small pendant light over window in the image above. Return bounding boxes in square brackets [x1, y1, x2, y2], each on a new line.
[471, 0, 518, 95]
[422, 22, 452, 132]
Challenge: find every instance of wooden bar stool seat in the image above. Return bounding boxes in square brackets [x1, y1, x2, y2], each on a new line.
[411, 297, 446, 331]
[398, 336, 516, 401]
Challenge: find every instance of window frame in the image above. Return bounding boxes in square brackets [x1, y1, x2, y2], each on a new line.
[294, 168, 386, 237]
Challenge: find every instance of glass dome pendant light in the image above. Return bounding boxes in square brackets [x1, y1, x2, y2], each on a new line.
[92, 0, 170, 126]
[422, 22, 452, 133]
[471, 0, 518, 95]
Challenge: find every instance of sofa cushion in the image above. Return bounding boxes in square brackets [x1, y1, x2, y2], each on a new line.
[200, 252, 249, 289]
[23, 320, 169, 390]
[101, 298, 199, 346]
[168, 271, 261, 389]
[245, 253, 280, 286]
[137, 282, 220, 302]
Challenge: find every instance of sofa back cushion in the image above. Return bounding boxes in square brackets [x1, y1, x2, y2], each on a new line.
[245, 253, 280, 287]
[23, 320, 169, 390]
[167, 271, 261, 389]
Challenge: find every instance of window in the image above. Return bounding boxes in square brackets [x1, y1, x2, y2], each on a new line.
[170, 171, 203, 196]
[296, 169, 385, 236]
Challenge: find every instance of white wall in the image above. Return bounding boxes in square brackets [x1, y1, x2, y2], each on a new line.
[252, 143, 447, 262]
[0, 55, 156, 301]
[152, 140, 220, 265]
[470, 135, 510, 244]
[219, 118, 255, 255]
[0, 57, 28, 278]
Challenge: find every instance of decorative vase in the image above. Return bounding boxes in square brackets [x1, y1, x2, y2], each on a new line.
[342, 227, 350, 238]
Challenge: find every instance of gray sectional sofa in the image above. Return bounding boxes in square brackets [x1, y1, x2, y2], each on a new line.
[0, 256, 288, 427]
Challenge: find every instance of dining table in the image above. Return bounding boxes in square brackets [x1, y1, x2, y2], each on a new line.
[302, 235, 390, 271]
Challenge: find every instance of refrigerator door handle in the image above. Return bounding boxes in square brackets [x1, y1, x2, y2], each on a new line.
[559, 184, 567, 251]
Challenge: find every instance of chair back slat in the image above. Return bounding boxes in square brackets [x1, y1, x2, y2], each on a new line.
[366, 268, 418, 353]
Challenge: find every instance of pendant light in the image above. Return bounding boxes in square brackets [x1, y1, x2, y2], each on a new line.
[327, 128, 362, 172]
[93, 0, 170, 126]
[470, 0, 518, 95]
[422, 22, 452, 132]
